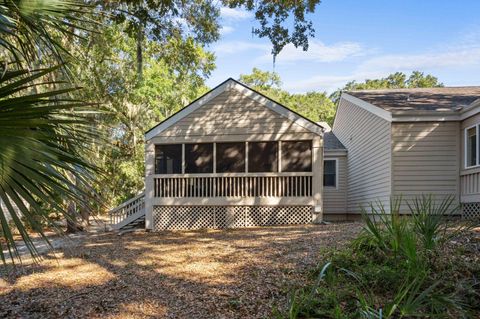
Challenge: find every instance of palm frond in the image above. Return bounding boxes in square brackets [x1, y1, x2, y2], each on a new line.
[0, 65, 101, 263]
[0, 0, 98, 67]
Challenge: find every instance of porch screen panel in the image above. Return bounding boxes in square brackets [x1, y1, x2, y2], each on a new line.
[185, 143, 214, 173]
[216, 142, 246, 173]
[281, 141, 312, 172]
[248, 142, 278, 172]
[155, 144, 182, 174]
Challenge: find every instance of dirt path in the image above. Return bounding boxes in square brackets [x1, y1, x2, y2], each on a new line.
[0, 223, 362, 318]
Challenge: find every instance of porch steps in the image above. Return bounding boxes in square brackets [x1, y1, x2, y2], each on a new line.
[109, 191, 145, 231]
[119, 214, 145, 231]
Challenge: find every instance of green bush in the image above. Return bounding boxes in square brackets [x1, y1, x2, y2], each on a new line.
[277, 195, 478, 319]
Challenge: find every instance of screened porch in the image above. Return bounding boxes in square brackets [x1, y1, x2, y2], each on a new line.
[150, 140, 314, 201]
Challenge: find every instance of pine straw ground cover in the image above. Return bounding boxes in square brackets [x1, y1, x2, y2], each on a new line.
[0, 223, 362, 318]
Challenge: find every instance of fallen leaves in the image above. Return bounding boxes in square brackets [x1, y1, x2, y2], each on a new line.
[0, 223, 362, 318]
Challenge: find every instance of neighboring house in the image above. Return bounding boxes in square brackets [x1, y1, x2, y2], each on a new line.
[109, 81, 480, 231]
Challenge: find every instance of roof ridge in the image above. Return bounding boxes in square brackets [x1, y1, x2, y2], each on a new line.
[348, 86, 480, 93]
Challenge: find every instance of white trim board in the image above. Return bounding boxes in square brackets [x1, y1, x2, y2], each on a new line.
[145, 78, 325, 140]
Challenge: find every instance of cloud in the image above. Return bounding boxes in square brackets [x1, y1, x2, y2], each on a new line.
[219, 25, 235, 36]
[284, 36, 480, 93]
[357, 48, 480, 72]
[262, 40, 366, 64]
[220, 7, 253, 20]
[213, 41, 269, 55]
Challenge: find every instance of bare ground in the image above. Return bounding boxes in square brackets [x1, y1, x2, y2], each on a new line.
[0, 223, 362, 319]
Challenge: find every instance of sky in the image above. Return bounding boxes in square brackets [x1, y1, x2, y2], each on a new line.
[206, 0, 480, 94]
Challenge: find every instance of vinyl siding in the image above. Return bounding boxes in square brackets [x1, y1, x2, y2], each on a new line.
[333, 98, 392, 214]
[460, 113, 480, 203]
[158, 89, 311, 138]
[391, 122, 460, 210]
[323, 154, 347, 220]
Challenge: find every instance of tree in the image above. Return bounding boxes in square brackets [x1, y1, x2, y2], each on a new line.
[0, 0, 326, 262]
[240, 68, 282, 91]
[239, 68, 336, 125]
[223, 0, 321, 58]
[330, 71, 444, 103]
[70, 22, 215, 206]
[99, 0, 322, 79]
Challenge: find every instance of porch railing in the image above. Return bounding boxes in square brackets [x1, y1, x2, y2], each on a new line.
[153, 173, 313, 198]
[109, 191, 145, 225]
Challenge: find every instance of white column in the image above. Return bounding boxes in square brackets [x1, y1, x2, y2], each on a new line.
[145, 141, 155, 230]
[312, 136, 324, 223]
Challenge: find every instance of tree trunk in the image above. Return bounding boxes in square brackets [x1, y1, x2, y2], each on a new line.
[136, 25, 143, 81]
[80, 197, 91, 226]
[66, 201, 84, 233]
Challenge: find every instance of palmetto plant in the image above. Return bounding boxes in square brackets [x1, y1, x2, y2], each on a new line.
[0, 0, 99, 263]
[0, 66, 99, 263]
[0, 0, 95, 67]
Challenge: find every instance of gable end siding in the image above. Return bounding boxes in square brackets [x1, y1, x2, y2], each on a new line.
[156, 89, 312, 138]
[333, 98, 392, 214]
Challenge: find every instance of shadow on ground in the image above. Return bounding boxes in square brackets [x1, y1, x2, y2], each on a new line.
[0, 223, 362, 319]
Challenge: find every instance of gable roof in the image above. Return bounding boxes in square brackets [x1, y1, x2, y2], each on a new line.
[323, 131, 346, 150]
[145, 78, 325, 140]
[347, 87, 480, 113]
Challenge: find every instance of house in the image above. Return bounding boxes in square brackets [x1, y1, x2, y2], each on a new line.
[108, 80, 480, 231]
[334, 87, 480, 218]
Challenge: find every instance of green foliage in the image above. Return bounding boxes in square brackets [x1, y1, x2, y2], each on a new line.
[0, 0, 97, 67]
[223, 0, 321, 58]
[330, 71, 444, 103]
[239, 68, 336, 125]
[0, 66, 99, 263]
[240, 67, 283, 91]
[70, 22, 214, 206]
[278, 196, 478, 319]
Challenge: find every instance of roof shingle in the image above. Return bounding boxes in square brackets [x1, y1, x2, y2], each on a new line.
[347, 87, 480, 113]
[324, 131, 346, 150]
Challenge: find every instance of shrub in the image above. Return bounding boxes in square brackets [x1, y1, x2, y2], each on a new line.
[278, 195, 478, 319]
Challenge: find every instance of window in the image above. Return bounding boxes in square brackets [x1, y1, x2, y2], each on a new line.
[281, 141, 312, 172]
[324, 159, 337, 187]
[185, 143, 213, 173]
[155, 144, 182, 174]
[466, 126, 478, 168]
[248, 142, 278, 172]
[216, 142, 246, 173]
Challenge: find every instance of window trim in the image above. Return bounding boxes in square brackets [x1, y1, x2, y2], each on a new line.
[465, 124, 479, 169]
[323, 158, 338, 189]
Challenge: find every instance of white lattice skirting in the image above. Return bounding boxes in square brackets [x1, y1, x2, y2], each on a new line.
[153, 205, 312, 231]
[462, 202, 480, 219]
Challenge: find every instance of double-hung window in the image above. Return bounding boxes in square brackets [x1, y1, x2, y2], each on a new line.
[323, 159, 337, 187]
[465, 125, 479, 168]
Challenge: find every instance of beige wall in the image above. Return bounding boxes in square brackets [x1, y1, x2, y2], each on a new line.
[157, 89, 310, 138]
[460, 113, 480, 203]
[333, 98, 392, 214]
[391, 121, 460, 210]
[323, 154, 347, 220]
[144, 87, 324, 229]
